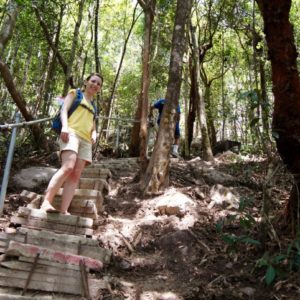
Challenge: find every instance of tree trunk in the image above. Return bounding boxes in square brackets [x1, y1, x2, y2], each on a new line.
[187, 52, 197, 152]
[0, 0, 19, 56]
[41, 5, 64, 116]
[129, 0, 155, 166]
[0, 60, 49, 150]
[0, 0, 49, 150]
[256, 0, 300, 226]
[190, 25, 213, 161]
[141, 0, 192, 194]
[62, 0, 85, 95]
[34, 5, 68, 76]
[94, 0, 100, 74]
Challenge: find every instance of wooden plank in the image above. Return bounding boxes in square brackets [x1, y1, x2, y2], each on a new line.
[2, 228, 111, 264]
[78, 178, 109, 194]
[20, 190, 42, 202]
[52, 198, 97, 211]
[51, 198, 100, 217]
[81, 168, 112, 178]
[56, 188, 101, 199]
[6, 241, 103, 271]
[0, 269, 107, 296]
[10, 216, 93, 236]
[0, 293, 53, 300]
[1, 260, 81, 277]
[18, 228, 98, 246]
[17, 207, 93, 228]
[69, 211, 98, 220]
[19, 256, 80, 271]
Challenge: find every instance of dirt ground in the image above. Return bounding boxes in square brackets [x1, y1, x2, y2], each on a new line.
[3, 152, 300, 299]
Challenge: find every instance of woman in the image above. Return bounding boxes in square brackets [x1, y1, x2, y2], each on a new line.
[40, 73, 103, 215]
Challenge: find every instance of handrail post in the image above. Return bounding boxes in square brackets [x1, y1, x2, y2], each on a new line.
[115, 119, 120, 150]
[0, 112, 20, 215]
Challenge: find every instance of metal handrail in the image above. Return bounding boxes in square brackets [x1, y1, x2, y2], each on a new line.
[0, 115, 140, 130]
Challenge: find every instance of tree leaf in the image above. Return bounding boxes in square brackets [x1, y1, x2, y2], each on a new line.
[265, 266, 276, 285]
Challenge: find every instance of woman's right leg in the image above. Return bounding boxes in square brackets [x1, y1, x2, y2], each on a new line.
[41, 150, 77, 211]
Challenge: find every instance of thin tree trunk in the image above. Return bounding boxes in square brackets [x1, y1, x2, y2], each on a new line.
[94, 0, 100, 74]
[0, 60, 49, 150]
[0, 0, 19, 56]
[33, 5, 68, 76]
[40, 5, 64, 116]
[129, 0, 155, 166]
[141, 0, 192, 194]
[62, 0, 85, 95]
[190, 25, 213, 161]
[187, 48, 197, 152]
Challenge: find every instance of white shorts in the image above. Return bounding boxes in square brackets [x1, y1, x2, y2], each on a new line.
[59, 132, 92, 163]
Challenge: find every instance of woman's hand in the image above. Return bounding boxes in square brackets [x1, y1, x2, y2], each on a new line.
[60, 128, 69, 143]
[91, 130, 97, 144]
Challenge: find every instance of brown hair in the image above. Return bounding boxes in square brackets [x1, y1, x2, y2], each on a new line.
[85, 73, 103, 85]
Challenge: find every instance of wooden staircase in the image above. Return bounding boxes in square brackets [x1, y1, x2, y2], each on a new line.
[0, 163, 114, 299]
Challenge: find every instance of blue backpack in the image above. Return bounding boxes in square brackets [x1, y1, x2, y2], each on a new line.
[52, 88, 97, 134]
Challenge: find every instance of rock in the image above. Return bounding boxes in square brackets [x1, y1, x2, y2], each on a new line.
[208, 184, 239, 209]
[240, 287, 256, 297]
[13, 167, 57, 190]
[155, 188, 196, 217]
[213, 140, 241, 155]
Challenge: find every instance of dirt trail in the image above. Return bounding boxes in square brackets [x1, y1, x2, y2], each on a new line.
[91, 155, 297, 300]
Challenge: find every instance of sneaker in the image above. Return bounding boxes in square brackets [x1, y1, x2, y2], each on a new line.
[171, 150, 180, 158]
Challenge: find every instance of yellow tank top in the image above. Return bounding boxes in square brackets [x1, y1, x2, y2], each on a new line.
[67, 89, 95, 143]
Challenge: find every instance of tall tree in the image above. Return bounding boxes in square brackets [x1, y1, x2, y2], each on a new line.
[0, 0, 49, 150]
[190, 24, 213, 161]
[0, 0, 19, 56]
[129, 0, 156, 167]
[256, 0, 300, 227]
[62, 0, 85, 95]
[141, 0, 192, 194]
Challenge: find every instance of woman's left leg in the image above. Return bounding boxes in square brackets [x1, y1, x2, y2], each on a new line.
[60, 158, 86, 214]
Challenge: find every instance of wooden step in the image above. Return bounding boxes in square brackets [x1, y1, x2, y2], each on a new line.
[81, 168, 112, 179]
[0, 261, 106, 297]
[53, 188, 103, 216]
[6, 241, 103, 271]
[17, 207, 93, 228]
[10, 215, 93, 236]
[0, 228, 111, 264]
[78, 178, 109, 194]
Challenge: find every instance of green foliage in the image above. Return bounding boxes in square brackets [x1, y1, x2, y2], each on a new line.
[256, 232, 300, 285]
[216, 196, 260, 252]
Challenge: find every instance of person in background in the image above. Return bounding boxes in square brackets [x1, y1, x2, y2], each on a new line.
[149, 98, 181, 157]
[40, 73, 103, 215]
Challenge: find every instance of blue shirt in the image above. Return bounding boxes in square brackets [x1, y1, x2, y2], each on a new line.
[153, 98, 181, 123]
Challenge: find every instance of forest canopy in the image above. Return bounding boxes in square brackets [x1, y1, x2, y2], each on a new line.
[0, 0, 300, 155]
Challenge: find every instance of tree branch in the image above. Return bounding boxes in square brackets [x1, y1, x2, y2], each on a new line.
[33, 5, 68, 75]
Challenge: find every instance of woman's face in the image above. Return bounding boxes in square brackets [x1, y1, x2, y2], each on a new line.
[85, 75, 102, 95]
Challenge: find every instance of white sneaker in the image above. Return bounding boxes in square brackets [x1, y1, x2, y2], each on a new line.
[171, 150, 180, 158]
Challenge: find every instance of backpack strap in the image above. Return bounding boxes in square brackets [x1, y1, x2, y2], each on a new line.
[67, 88, 83, 117]
[68, 89, 97, 120]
